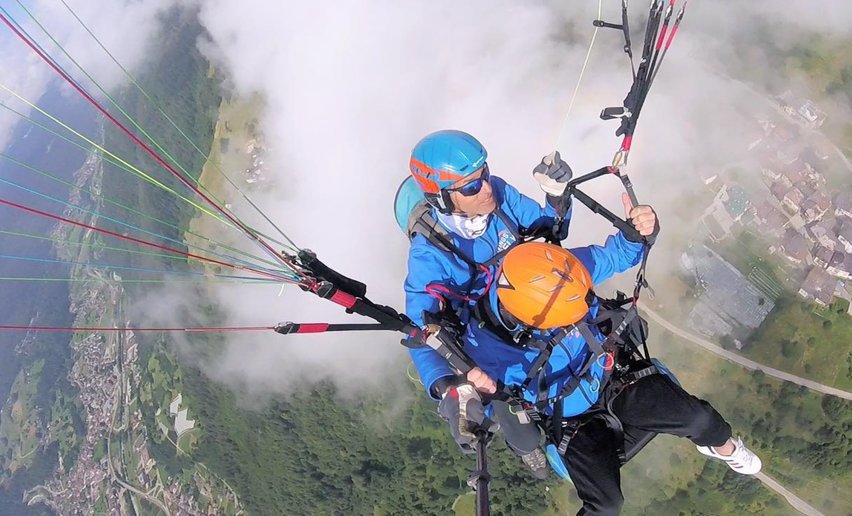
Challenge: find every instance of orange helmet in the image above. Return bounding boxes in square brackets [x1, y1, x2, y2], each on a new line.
[496, 242, 593, 329]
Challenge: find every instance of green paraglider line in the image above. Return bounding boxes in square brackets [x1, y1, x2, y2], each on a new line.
[53, 0, 299, 252]
[0, 152, 285, 270]
[0, 101, 298, 255]
[0, 174, 293, 278]
[0, 87, 306, 278]
[7, 1, 194, 183]
[0, 84, 232, 228]
[6, 0, 284, 256]
[0, 228, 188, 263]
[0, 253, 280, 283]
[0, 197, 300, 284]
[0, 10, 289, 269]
[0, 276, 272, 284]
[0, 325, 275, 333]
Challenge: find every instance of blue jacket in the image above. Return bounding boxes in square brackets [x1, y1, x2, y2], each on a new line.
[413, 229, 645, 414]
[404, 176, 565, 328]
[405, 176, 568, 389]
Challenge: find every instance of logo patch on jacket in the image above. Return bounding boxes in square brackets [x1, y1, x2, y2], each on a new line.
[497, 230, 516, 252]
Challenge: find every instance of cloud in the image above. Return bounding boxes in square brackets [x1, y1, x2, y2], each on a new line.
[192, 0, 622, 394]
[179, 0, 852, 396]
[0, 0, 181, 150]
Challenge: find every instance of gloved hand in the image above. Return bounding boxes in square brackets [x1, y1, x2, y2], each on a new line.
[533, 151, 573, 196]
[438, 383, 497, 453]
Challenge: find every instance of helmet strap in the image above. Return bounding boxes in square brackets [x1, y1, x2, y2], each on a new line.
[496, 302, 526, 336]
[426, 191, 455, 214]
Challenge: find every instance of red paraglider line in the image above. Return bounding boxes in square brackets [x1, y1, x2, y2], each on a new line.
[0, 11, 286, 266]
[0, 325, 274, 333]
[0, 198, 296, 283]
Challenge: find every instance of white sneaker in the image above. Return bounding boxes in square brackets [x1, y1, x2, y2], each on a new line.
[697, 437, 762, 475]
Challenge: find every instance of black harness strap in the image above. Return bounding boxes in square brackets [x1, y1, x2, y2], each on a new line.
[620, 364, 659, 385]
[411, 208, 479, 270]
[532, 322, 608, 412]
[521, 328, 570, 392]
[411, 205, 525, 302]
[411, 204, 521, 268]
[554, 361, 661, 464]
[592, 294, 650, 361]
[492, 208, 522, 239]
[407, 201, 662, 464]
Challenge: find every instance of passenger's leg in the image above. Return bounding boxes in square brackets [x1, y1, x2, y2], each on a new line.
[491, 400, 548, 479]
[563, 417, 625, 516]
[610, 374, 731, 447]
[491, 400, 541, 454]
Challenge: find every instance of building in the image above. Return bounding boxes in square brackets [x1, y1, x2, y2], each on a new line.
[798, 267, 835, 306]
[798, 100, 826, 128]
[836, 193, 852, 219]
[780, 160, 809, 186]
[814, 246, 852, 280]
[169, 393, 182, 416]
[686, 301, 733, 338]
[776, 91, 827, 128]
[174, 409, 195, 438]
[752, 200, 788, 237]
[782, 187, 805, 214]
[824, 252, 852, 280]
[701, 184, 751, 241]
[806, 217, 838, 249]
[838, 220, 852, 253]
[770, 181, 790, 203]
[800, 191, 831, 224]
[780, 229, 812, 265]
[681, 245, 775, 339]
[722, 185, 751, 220]
[170, 392, 195, 438]
[813, 246, 840, 269]
[761, 166, 782, 182]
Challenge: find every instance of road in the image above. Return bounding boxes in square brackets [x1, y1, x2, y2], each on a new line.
[755, 472, 824, 516]
[107, 333, 171, 516]
[641, 307, 852, 401]
[641, 308, 842, 515]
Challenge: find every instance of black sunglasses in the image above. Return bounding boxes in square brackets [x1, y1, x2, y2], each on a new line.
[445, 166, 490, 197]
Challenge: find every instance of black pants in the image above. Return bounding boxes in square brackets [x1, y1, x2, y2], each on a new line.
[492, 400, 541, 455]
[564, 373, 732, 516]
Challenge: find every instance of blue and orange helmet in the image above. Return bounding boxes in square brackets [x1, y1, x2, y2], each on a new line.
[409, 130, 487, 201]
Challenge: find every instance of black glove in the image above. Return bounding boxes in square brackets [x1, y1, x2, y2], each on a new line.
[438, 383, 497, 453]
[533, 151, 573, 196]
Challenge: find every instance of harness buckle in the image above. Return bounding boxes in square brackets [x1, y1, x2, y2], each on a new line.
[525, 403, 542, 422]
[624, 365, 658, 385]
[556, 433, 572, 456]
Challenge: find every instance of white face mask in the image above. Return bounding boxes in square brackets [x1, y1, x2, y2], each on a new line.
[436, 211, 490, 239]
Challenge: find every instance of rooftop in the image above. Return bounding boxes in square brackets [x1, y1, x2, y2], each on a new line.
[839, 220, 852, 243]
[770, 182, 790, 201]
[754, 200, 775, 220]
[813, 246, 842, 267]
[723, 185, 750, 218]
[836, 192, 852, 215]
[682, 245, 775, 333]
[781, 230, 810, 261]
[783, 188, 805, 207]
[799, 266, 835, 305]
